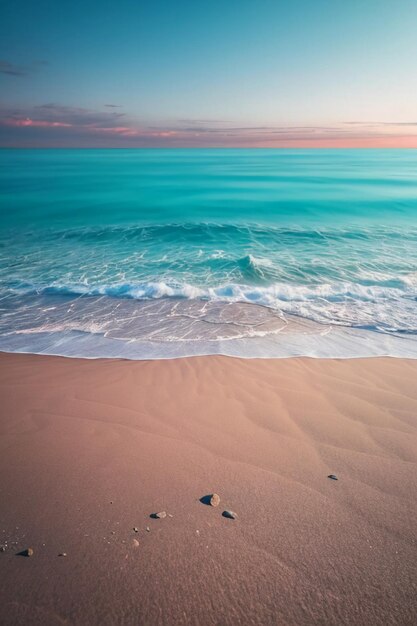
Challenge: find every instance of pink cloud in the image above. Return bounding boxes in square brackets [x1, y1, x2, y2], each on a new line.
[88, 125, 138, 136]
[89, 126, 179, 138]
[1, 106, 417, 147]
[248, 135, 417, 148]
[4, 117, 72, 128]
[149, 131, 178, 138]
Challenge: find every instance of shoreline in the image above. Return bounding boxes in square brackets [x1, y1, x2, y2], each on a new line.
[1, 352, 416, 625]
[1, 316, 417, 361]
[2, 348, 417, 362]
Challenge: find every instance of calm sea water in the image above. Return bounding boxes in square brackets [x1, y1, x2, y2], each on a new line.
[1, 148, 417, 358]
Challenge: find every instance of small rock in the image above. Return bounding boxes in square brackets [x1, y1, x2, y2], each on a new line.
[110, 531, 116, 535]
[132, 539, 140, 548]
[146, 527, 151, 532]
[133, 527, 139, 533]
[58, 553, 67, 557]
[168, 513, 173, 518]
[222, 510, 237, 520]
[152, 511, 167, 519]
[22, 547, 34, 557]
[209, 494, 220, 507]
[0, 546, 6, 552]
[328, 474, 338, 481]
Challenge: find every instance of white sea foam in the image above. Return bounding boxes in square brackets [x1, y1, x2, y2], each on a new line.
[4, 277, 416, 334]
[1, 324, 417, 360]
[6, 277, 416, 303]
[0, 291, 416, 360]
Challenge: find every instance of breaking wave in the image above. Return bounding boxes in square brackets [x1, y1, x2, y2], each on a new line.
[3, 273, 417, 335]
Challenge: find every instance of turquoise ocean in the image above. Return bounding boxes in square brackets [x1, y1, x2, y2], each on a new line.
[1, 148, 417, 359]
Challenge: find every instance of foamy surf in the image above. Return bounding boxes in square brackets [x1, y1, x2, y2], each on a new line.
[1, 148, 417, 359]
[0, 295, 417, 360]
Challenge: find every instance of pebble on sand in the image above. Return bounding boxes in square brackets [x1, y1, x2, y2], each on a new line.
[0, 546, 6, 552]
[146, 526, 151, 532]
[328, 474, 338, 481]
[58, 553, 67, 557]
[152, 511, 167, 519]
[133, 527, 139, 533]
[222, 510, 237, 520]
[209, 494, 220, 507]
[132, 539, 140, 548]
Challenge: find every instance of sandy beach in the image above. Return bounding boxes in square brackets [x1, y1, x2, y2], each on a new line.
[0, 352, 416, 625]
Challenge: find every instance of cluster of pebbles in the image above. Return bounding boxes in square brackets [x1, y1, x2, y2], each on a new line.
[129, 494, 237, 549]
[2, 476, 338, 558]
[203, 493, 238, 519]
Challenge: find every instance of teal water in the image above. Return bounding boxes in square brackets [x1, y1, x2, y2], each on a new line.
[1, 148, 417, 358]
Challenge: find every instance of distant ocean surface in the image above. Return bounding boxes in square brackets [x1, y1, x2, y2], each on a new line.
[1, 148, 417, 359]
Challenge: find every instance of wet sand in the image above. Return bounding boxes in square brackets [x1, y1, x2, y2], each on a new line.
[0, 353, 416, 625]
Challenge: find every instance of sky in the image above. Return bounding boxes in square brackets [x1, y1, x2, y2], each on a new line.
[1, 0, 417, 147]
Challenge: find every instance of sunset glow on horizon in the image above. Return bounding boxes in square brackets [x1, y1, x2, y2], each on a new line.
[1, 1, 417, 148]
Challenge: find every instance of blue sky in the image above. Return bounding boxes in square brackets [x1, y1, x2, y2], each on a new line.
[1, 0, 417, 146]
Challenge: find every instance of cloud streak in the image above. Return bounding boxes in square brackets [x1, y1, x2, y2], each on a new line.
[1, 104, 417, 147]
[0, 60, 47, 77]
[5, 118, 72, 128]
[0, 60, 29, 77]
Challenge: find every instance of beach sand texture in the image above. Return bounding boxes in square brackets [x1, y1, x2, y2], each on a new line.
[0, 353, 416, 625]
